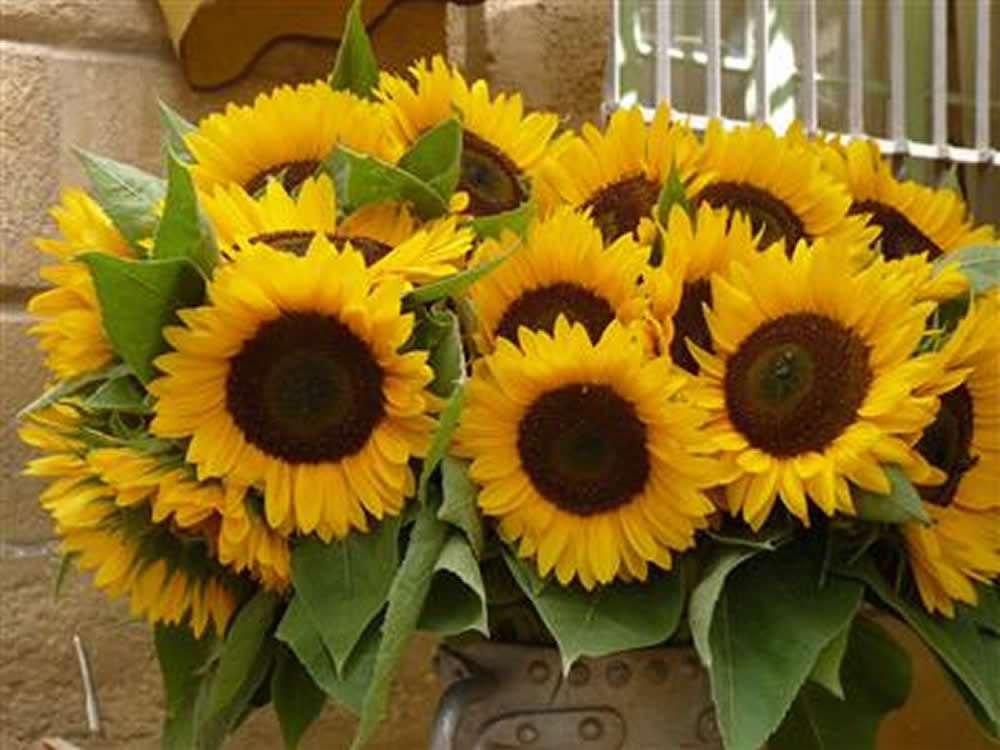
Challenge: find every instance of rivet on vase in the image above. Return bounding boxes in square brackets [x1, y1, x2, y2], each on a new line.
[645, 659, 668, 684]
[605, 660, 631, 687]
[516, 722, 539, 744]
[567, 662, 591, 686]
[578, 717, 604, 741]
[527, 660, 551, 683]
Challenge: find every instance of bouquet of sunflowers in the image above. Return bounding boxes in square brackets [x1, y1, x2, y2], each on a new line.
[19, 3, 1000, 749]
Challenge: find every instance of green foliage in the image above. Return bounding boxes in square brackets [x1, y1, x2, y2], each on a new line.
[290, 518, 400, 672]
[809, 623, 851, 698]
[83, 374, 150, 413]
[771, 617, 912, 750]
[405, 249, 515, 305]
[934, 244, 1000, 294]
[417, 386, 465, 505]
[852, 465, 929, 523]
[153, 151, 218, 277]
[688, 547, 759, 668]
[438, 456, 485, 558]
[271, 646, 327, 750]
[80, 254, 206, 383]
[398, 119, 462, 201]
[157, 100, 196, 162]
[322, 146, 446, 219]
[155, 623, 216, 750]
[424, 305, 465, 397]
[706, 544, 864, 750]
[656, 165, 691, 226]
[418, 533, 488, 637]
[75, 148, 164, 248]
[469, 200, 536, 240]
[328, 0, 379, 97]
[505, 553, 685, 673]
[18, 362, 130, 417]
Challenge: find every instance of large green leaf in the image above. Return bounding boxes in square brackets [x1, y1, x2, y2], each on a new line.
[155, 623, 216, 750]
[809, 622, 851, 699]
[417, 386, 464, 505]
[79, 254, 206, 383]
[398, 119, 462, 200]
[505, 552, 685, 672]
[405, 249, 514, 305]
[418, 533, 488, 637]
[770, 617, 912, 750]
[322, 146, 446, 219]
[469, 200, 536, 240]
[157, 99, 196, 162]
[656, 166, 691, 226]
[76, 148, 164, 247]
[844, 559, 1000, 729]
[18, 362, 131, 416]
[271, 646, 327, 750]
[707, 544, 864, 750]
[966, 584, 1000, 637]
[153, 151, 218, 277]
[83, 374, 150, 413]
[933, 244, 1000, 294]
[943, 628, 1000, 740]
[352, 501, 449, 750]
[852, 465, 929, 523]
[426, 305, 465, 397]
[290, 518, 400, 672]
[438, 456, 484, 558]
[327, 0, 378, 97]
[688, 547, 759, 669]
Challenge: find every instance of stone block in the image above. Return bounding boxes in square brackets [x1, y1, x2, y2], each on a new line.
[0, 0, 169, 54]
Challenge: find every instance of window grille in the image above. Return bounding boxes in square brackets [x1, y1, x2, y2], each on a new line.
[607, 0, 999, 223]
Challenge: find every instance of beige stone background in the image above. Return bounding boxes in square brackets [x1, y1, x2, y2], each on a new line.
[0, 1, 994, 749]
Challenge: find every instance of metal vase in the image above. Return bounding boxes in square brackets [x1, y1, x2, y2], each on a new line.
[429, 640, 722, 750]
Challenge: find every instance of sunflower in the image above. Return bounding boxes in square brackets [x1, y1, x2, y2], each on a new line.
[377, 55, 561, 216]
[645, 202, 759, 371]
[28, 189, 137, 379]
[454, 318, 720, 589]
[201, 175, 472, 283]
[536, 104, 703, 244]
[825, 139, 995, 300]
[217, 482, 292, 592]
[691, 121, 875, 258]
[466, 207, 649, 353]
[148, 235, 436, 538]
[185, 82, 400, 194]
[685, 240, 945, 530]
[901, 298, 1000, 616]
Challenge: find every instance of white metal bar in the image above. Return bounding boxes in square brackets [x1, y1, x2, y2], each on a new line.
[656, 0, 672, 104]
[610, 0, 622, 104]
[889, 0, 905, 144]
[705, 0, 722, 118]
[754, 0, 769, 122]
[801, 0, 818, 133]
[847, 0, 864, 135]
[932, 0, 948, 152]
[975, 0, 990, 153]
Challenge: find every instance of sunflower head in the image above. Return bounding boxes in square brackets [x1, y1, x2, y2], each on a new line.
[466, 207, 649, 353]
[455, 318, 720, 589]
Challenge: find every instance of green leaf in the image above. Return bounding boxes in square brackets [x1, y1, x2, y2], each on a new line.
[505, 552, 685, 672]
[290, 518, 400, 672]
[965, 584, 1000, 637]
[809, 623, 851, 698]
[52, 552, 78, 599]
[328, 0, 378, 97]
[75, 148, 164, 247]
[707, 544, 864, 750]
[656, 165, 691, 225]
[153, 151, 218, 277]
[352, 501, 449, 750]
[418, 533, 488, 637]
[770, 617, 912, 750]
[438, 456, 484, 558]
[204, 590, 281, 722]
[158, 99, 196, 162]
[704, 518, 797, 551]
[271, 646, 326, 750]
[417, 386, 464, 505]
[155, 623, 216, 750]
[852, 464, 929, 523]
[688, 547, 760, 669]
[79, 254, 206, 383]
[933, 244, 1000, 294]
[938, 164, 964, 199]
[275, 597, 379, 716]
[943, 629, 1000, 740]
[405, 249, 515, 305]
[426, 305, 465, 397]
[844, 559, 1000, 728]
[398, 119, 462, 200]
[18, 362, 131, 417]
[469, 200, 536, 240]
[83, 375, 150, 413]
[322, 146, 446, 220]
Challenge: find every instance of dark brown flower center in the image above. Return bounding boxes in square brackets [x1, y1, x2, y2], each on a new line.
[249, 230, 392, 265]
[226, 312, 384, 463]
[244, 160, 319, 197]
[849, 200, 942, 260]
[495, 282, 616, 344]
[916, 385, 977, 506]
[458, 131, 526, 216]
[670, 278, 713, 373]
[584, 175, 661, 243]
[695, 182, 807, 249]
[518, 383, 650, 515]
[725, 313, 872, 456]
